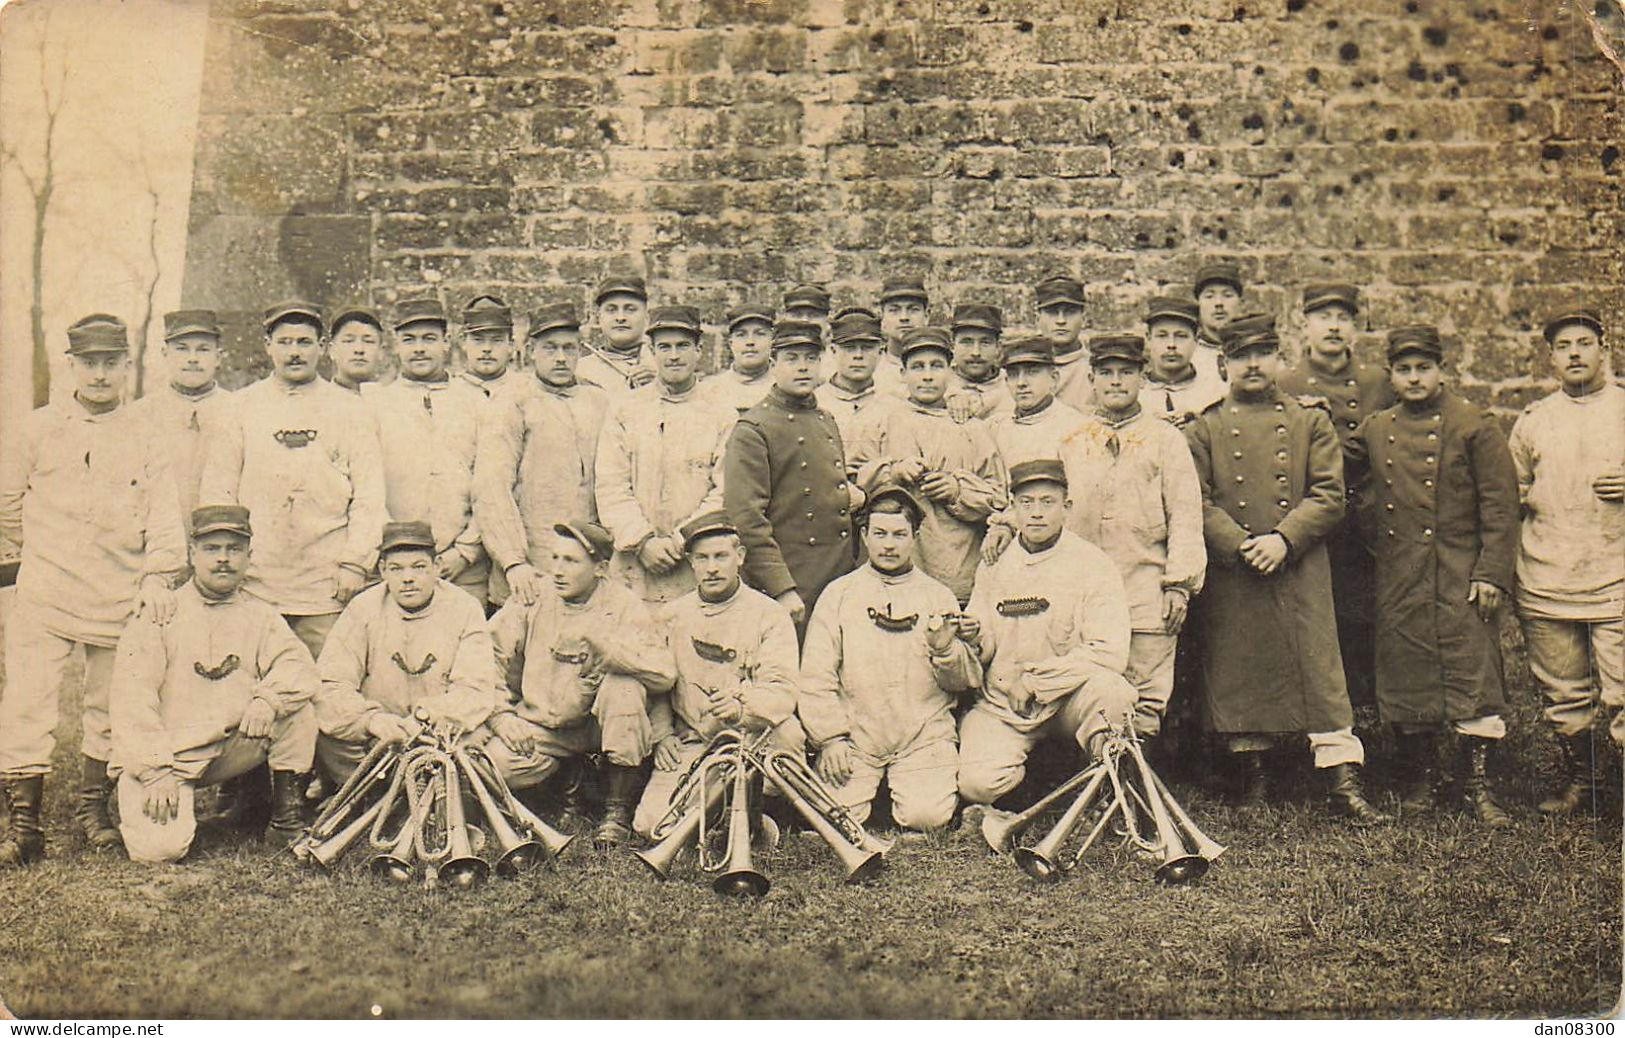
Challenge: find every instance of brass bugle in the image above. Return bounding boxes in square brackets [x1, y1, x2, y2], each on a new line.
[755, 748, 884, 885]
[454, 747, 546, 878]
[712, 750, 770, 898]
[364, 755, 419, 883]
[293, 742, 398, 859]
[980, 763, 1103, 855]
[436, 751, 490, 890]
[1014, 764, 1112, 882]
[1124, 741, 1208, 885]
[635, 755, 734, 880]
[304, 792, 391, 870]
[1143, 756, 1227, 873]
[463, 744, 576, 863]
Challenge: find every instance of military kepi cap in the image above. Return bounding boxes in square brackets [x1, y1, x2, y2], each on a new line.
[646, 305, 703, 339]
[772, 319, 825, 353]
[1008, 458, 1068, 493]
[1034, 275, 1086, 309]
[329, 304, 382, 335]
[528, 302, 580, 337]
[725, 304, 775, 330]
[783, 284, 831, 315]
[1219, 314, 1279, 356]
[66, 314, 130, 355]
[262, 300, 323, 332]
[1088, 334, 1147, 366]
[163, 310, 221, 342]
[899, 327, 954, 362]
[1194, 260, 1244, 296]
[879, 277, 928, 305]
[393, 298, 447, 330]
[190, 504, 252, 540]
[1386, 325, 1444, 361]
[595, 275, 647, 306]
[1145, 296, 1200, 330]
[864, 481, 925, 524]
[1542, 307, 1604, 343]
[679, 510, 738, 551]
[951, 304, 1003, 333]
[380, 520, 437, 556]
[1302, 282, 1359, 316]
[462, 294, 513, 332]
[830, 310, 882, 345]
[1000, 335, 1057, 368]
[553, 521, 614, 563]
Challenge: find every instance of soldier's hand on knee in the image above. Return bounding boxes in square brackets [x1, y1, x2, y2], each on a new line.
[1007, 675, 1037, 718]
[144, 774, 181, 825]
[982, 526, 1012, 564]
[1161, 589, 1190, 633]
[505, 563, 544, 606]
[239, 697, 276, 739]
[653, 735, 685, 771]
[365, 712, 418, 747]
[817, 737, 855, 787]
[137, 575, 177, 626]
[1467, 580, 1504, 622]
[490, 712, 536, 756]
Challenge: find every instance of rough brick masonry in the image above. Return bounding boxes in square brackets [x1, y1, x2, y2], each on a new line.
[182, 0, 1623, 413]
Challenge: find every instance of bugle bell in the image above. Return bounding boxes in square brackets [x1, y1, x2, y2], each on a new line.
[1142, 755, 1226, 881]
[980, 762, 1103, 856]
[635, 748, 734, 880]
[753, 747, 885, 885]
[454, 747, 546, 878]
[1123, 741, 1208, 885]
[436, 750, 490, 890]
[1013, 764, 1111, 882]
[463, 745, 577, 863]
[712, 751, 770, 898]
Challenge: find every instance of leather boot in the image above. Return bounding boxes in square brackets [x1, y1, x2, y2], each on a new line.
[1236, 751, 1270, 808]
[594, 764, 641, 849]
[1538, 732, 1596, 816]
[265, 770, 307, 843]
[553, 758, 590, 833]
[1395, 730, 1437, 816]
[74, 756, 122, 851]
[198, 774, 246, 827]
[1324, 762, 1392, 826]
[1457, 738, 1513, 829]
[0, 776, 46, 867]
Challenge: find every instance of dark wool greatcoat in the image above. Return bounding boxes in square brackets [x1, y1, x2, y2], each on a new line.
[1186, 388, 1352, 733]
[724, 385, 858, 626]
[1349, 391, 1519, 725]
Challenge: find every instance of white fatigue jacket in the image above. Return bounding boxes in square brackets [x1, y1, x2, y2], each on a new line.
[966, 531, 1132, 733]
[126, 382, 233, 519]
[849, 402, 1006, 603]
[824, 376, 908, 463]
[1053, 348, 1093, 412]
[314, 581, 499, 742]
[1058, 407, 1207, 632]
[488, 578, 676, 731]
[365, 375, 484, 560]
[0, 398, 186, 645]
[459, 367, 524, 403]
[1142, 363, 1227, 427]
[110, 582, 316, 783]
[662, 585, 798, 742]
[474, 379, 607, 576]
[984, 398, 1089, 540]
[577, 343, 655, 408]
[945, 369, 1013, 420]
[799, 565, 982, 757]
[199, 377, 387, 615]
[595, 382, 735, 603]
[701, 367, 774, 415]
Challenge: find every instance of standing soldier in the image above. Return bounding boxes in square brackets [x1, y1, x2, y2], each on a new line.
[878, 276, 930, 385]
[783, 284, 832, 326]
[367, 298, 488, 607]
[944, 303, 1011, 422]
[1280, 283, 1393, 710]
[126, 309, 234, 519]
[1351, 326, 1519, 826]
[1192, 259, 1243, 381]
[704, 304, 778, 414]
[579, 275, 655, 403]
[459, 295, 523, 402]
[200, 300, 388, 661]
[1509, 307, 1625, 812]
[0, 315, 186, 864]
[1143, 295, 1226, 427]
[1184, 315, 1388, 824]
[1033, 275, 1092, 411]
[595, 305, 735, 606]
[850, 327, 1004, 605]
[328, 305, 388, 394]
[110, 505, 318, 861]
[823, 308, 907, 462]
[476, 302, 607, 610]
[1057, 335, 1206, 739]
[724, 320, 862, 634]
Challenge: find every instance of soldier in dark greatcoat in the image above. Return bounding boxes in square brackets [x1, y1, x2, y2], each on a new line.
[1350, 325, 1519, 827]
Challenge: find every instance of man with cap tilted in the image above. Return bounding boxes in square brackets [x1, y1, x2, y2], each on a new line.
[1033, 274, 1094, 411]
[481, 521, 677, 847]
[199, 300, 388, 661]
[632, 510, 802, 839]
[328, 304, 389, 393]
[110, 505, 318, 862]
[1054, 334, 1206, 740]
[1509, 306, 1625, 810]
[944, 303, 1012, 422]
[1184, 314, 1388, 824]
[1142, 295, 1226, 426]
[724, 319, 862, 634]
[0, 315, 187, 865]
[312, 521, 501, 781]
[956, 459, 1138, 812]
[579, 274, 655, 403]
[1349, 325, 1518, 826]
[1192, 259, 1243, 380]
[823, 307, 907, 459]
[849, 326, 1004, 604]
[459, 294, 524, 401]
[126, 309, 235, 519]
[1280, 282, 1393, 712]
[783, 284, 832, 325]
[476, 301, 608, 610]
[704, 303, 778, 414]
[595, 304, 736, 605]
[365, 298, 489, 607]
[800, 485, 983, 833]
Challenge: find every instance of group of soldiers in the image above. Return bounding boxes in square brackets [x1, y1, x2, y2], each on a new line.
[0, 260, 1619, 868]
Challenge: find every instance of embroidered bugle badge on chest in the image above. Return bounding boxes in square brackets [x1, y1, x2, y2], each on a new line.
[193, 654, 241, 681]
[691, 637, 738, 664]
[551, 646, 589, 666]
[996, 596, 1050, 617]
[273, 429, 319, 449]
[867, 605, 919, 632]
[391, 651, 437, 676]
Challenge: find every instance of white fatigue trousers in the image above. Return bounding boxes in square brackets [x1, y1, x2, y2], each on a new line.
[1224, 729, 1365, 768]
[824, 728, 958, 831]
[0, 607, 116, 775]
[631, 718, 807, 839]
[1126, 632, 1177, 737]
[117, 716, 318, 864]
[1522, 616, 1625, 743]
[477, 674, 658, 790]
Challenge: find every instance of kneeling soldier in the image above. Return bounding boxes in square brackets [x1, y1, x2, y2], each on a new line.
[110, 506, 318, 863]
[481, 522, 677, 847]
[957, 461, 1138, 809]
[800, 486, 983, 832]
[633, 511, 802, 838]
[313, 522, 500, 780]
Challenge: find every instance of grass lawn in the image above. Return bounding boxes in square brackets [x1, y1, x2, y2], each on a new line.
[0, 613, 1618, 1019]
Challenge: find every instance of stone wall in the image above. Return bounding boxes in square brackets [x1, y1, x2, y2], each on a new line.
[182, 0, 1622, 408]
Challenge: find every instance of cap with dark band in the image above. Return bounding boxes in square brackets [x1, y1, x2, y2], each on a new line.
[66, 314, 131, 356]
[679, 509, 738, 551]
[1194, 260, 1244, 297]
[1145, 295, 1200, 330]
[1302, 282, 1359, 316]
[783, 285, 831, 314]
[163, 310, 221, 342]
[879, 277, 928, 305]
[190, 504, 252, 539]
[863, 481, 925, 524]
[553, 521, 615, 563]
[329, 305, 382, 336]
[1035, 275, 1086, 309]
[1000, 335, 1057, 368]
[1008, 458, 1068, 493]
[393, 298, 447, 330]
[646, 305, 703, 339]
[829, 311, 881, 346]
[1088, 334, 1147, 366]
[772, 319, 825, 352]
[528, 302, 580, 338]
[900, 326, 954, 362]
[951, 304, 1003, 334]
[1542, 307, 1605, 343]
[1386, 325, 1444, 361]
[462, 295, 513, 332]
[726, 304, 775, 330]
[1219, 314, 1279, 356]
[380, 520, 437, 556]
[595, 275, 647, 306]
[262, 301, 323, 332]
